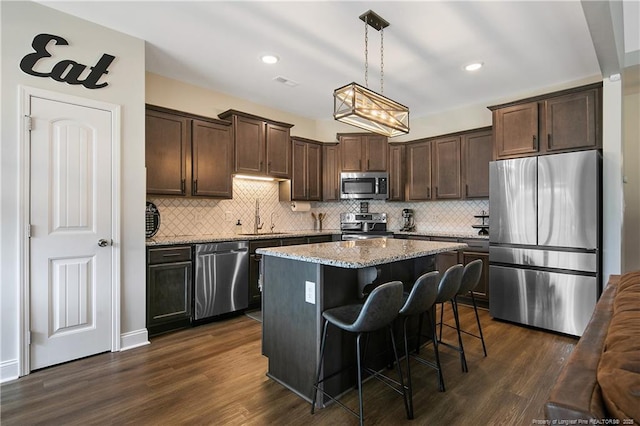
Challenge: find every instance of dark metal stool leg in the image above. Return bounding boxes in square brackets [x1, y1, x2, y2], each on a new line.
[389, 325, 411, 420]
[402, 317, 414, 419]
[427, 309, 445, 392]
[452, 298, 468, 373]
[470, 292, 487, 357]
[311, 319, 330, 414]
[356, 333, 364, 426]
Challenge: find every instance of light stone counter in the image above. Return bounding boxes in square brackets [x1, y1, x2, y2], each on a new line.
[257, 238, 467, 268]
[146, 229, 340, 246]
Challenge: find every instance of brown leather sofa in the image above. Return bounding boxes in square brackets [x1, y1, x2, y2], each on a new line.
[545, 271, 640, 423]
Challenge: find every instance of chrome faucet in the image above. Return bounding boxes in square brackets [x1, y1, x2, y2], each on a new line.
[254, 199, 263, 234]
[270, 212, 277, 232]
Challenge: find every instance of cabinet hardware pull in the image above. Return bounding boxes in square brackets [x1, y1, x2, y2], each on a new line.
[367, 159, 370, 170]
[532, 135, 537, 150]
[335, 188, 338, 199]
[547, 134, 551, 149]
[466, 184, 469, 197]
[162, 253, 182, 257]
[427, 188, 431, 198]
[194, 179, 198, 193]
[181, 179, 185, 194]
[435, 186, 439, 197]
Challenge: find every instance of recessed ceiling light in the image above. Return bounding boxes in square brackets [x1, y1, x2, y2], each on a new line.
[261, 54, 279, 65]
[464, 62, 484, 72]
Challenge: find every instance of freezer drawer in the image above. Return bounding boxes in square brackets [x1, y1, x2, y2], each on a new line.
[489, 265, 597, 336]
[489, 246, 597, 273]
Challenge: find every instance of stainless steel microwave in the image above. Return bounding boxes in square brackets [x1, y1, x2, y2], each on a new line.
[340, 172, 389, 200]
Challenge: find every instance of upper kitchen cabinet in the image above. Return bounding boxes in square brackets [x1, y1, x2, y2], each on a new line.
[432, 136, 461, 199]
[337, 133, 388, 172]
[490, 82, 602, 160]
[191, 119, 234, 198]
[146, 107, 189, 195]
[146, 105, 233, 198]
[218, 109, 294, 179]
[281, 137, 322, 201]
[461, 127, 492, 199]
[322, 143, 341, 202]
[406, 139, 432, 200]
[388, 144, 405, 201]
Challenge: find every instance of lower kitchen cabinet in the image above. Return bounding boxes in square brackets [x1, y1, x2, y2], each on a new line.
[461, 250, 489, 303]
[147, 246, 192, 336]
[249, 239, 281, 309]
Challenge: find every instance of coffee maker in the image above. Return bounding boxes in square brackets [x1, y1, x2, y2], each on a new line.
[400, 209, 415, 231]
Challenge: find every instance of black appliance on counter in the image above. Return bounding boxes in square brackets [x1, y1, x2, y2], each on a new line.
[145, 201, 160, 238]
[340, 212, 394, 240]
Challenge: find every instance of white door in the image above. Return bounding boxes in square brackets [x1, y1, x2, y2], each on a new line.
[29, 95, 113, 370]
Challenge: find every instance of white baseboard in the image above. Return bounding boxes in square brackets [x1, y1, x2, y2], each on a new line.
[0, 359, 20, 383]
[120, 328, 149, 351]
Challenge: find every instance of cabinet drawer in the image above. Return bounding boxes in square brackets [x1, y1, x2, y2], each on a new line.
[461, 239, 489, 252]
[249, 239, 281, 253]
[148, 246, 192, 264]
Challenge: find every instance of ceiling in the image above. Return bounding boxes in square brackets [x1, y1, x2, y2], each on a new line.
[39, 1, 638, 122]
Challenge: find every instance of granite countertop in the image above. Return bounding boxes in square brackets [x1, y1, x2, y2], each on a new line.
[257, 238, 467, 269]
[146, 230, 341, 246]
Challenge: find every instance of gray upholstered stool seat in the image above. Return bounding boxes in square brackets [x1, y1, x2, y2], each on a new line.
[440, 259, 488, 357]
[311, 281, 409, 425]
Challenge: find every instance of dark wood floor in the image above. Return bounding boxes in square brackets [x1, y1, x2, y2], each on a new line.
[1, 306, 577, 425]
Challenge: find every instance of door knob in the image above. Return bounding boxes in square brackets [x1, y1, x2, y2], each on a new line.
[98, 239, 109, 247]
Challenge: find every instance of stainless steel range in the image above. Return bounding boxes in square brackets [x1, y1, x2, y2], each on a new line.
[340, 212, 394, 240]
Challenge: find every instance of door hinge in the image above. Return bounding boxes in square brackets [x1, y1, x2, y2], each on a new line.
[27, 224, 32, 238]
[24, 115, 33, 132]
[27, 331, 31, 345]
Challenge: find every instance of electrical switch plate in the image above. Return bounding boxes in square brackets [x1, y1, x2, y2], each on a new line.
[305, 281, 315, 304]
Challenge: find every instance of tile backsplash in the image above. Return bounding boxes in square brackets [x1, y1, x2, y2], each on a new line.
[149, 178, 489, 237]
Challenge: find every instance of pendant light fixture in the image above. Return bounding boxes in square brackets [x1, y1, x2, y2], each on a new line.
[333, 10, 409, 138]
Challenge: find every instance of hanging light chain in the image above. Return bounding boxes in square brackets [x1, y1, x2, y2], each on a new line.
[364, 15, 369, 88]
[380, 27, 384, 94]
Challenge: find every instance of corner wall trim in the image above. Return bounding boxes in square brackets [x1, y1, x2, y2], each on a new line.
[120, 329, 150, 351]
[0, 359, 20, 384]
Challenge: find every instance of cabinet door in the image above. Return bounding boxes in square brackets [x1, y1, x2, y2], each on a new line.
[462, 129, 492, 198]
[145, 109, 189, 195]
[291, 140, 307, 200]
[365, 135, 388, 171]
[192, 119, 233, 198]
[433, 136, 461, 199]
[462, 251, 489, 301]
[340, 135, 364, 172]
[323, 144, 341, 201]
[494, 102, 539, 158]
[544, 89, 599, 152]
[407, 141, 432, 200]
[436, 251, 460, 275]
[147, 261, 192, 328]
[235, 115, 265, 174]
[307, 143, 322, 201]
[388, 144, 405, 201]
[266, 123, 291, 178]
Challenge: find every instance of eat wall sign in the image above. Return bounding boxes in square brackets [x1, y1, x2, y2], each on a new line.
[19, 33, 115, 89]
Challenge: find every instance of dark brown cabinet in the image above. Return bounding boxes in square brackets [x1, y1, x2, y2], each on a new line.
[322, 143, 341, 201]
[462, 128, 492, 199]
[218, 109, 293, 179]
[191, 119, 234, 198]
[406, 140, 432, 200]
[461, 251, 489, 302]
[146, 105, 233, 198]
[491, 83, 602, 159]
[432, 136, 461, 199]
[338, 133, 388, 172]
[145, 108, 189, 196]
[290, 137, 322, 201]
[146, 246, 192, 336]
[388, 144, 405, 201]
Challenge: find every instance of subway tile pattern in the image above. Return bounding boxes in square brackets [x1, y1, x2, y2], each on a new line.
[150, 179, 489, 238]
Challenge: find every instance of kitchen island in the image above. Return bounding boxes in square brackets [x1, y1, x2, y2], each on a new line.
[258, 238, 466, 406]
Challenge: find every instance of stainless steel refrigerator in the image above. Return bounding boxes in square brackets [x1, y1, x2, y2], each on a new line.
[489, 150, 601, 336]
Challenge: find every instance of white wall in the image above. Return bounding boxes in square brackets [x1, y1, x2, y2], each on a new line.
[622, 67, 640, 272]
[1, 1, 146, 381]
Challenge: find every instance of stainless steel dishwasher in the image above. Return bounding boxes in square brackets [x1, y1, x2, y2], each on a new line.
[194, 241, 249, 320]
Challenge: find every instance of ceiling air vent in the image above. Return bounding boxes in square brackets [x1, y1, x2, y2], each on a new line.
[273, 76, 299, 87]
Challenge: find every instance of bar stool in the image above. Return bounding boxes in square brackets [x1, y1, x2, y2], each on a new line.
[310, 281, 408, 425]
[432, 264, 467, 373]
[439, 259, 488, 357]
[397, 270, 441, 418]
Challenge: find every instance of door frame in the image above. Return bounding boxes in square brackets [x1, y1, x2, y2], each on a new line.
[18, 85, 122, 376]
